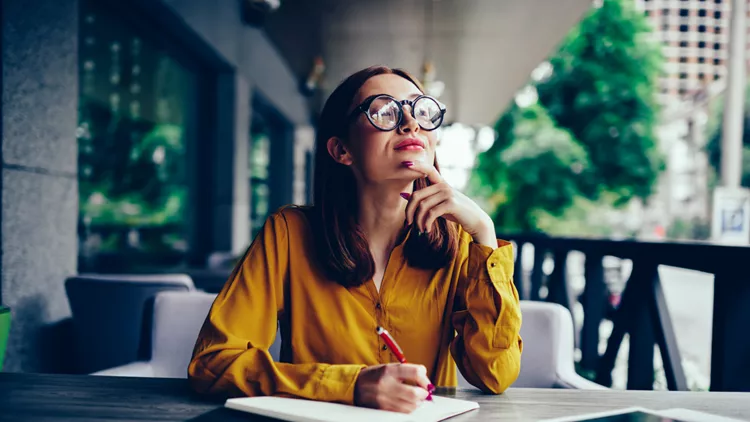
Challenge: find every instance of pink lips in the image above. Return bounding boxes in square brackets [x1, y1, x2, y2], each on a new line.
[394, 138, 425, 151]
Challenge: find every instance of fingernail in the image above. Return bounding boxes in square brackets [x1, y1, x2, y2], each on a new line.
[426, 393, 433, 401]
[428, 384, 435, 393]
[400, 192, 410, 200]
[402, 161, 414, 167]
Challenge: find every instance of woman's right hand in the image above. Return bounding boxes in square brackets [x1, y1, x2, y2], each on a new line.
[353, 364, 432, 413]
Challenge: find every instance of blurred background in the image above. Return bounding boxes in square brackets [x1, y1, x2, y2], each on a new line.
[2, 0, 750, 393]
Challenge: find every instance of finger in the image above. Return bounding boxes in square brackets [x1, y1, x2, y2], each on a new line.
[395, 386, 428, 412]
[404, 160, 443, 185]
[395, 364, 431, 390]
[423, 200, 453, 233]
[404, 184, 441, 226]
[415, 192, 450, 233]
[390, 384, 428, 412]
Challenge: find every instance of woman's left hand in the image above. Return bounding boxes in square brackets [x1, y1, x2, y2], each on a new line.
[402, 160, 497, 248]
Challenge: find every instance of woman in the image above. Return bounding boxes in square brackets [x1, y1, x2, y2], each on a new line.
[188, 66, 522, 413]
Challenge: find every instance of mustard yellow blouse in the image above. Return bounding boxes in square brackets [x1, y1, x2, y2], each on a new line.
[188, 206, 523, 404]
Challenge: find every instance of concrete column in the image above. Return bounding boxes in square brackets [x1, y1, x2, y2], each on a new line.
[720, 0, 747, 188]
[1, 0, 79, 372]
[230, 77, 251, 256]
[293, 126, 315, 205]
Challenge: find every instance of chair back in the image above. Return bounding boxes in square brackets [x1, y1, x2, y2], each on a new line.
[65, 274, 194, 373]
[513, 301, 576, 388]
[150, 291, 282, 378]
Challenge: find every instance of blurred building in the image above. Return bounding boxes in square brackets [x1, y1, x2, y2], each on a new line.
[634, 0, 750, 237]
[639, 0, 747, 104]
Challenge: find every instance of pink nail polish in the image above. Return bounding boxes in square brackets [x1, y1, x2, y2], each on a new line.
[426, 393, 433, 401]
[400, 192, 410, 200]
[427, 384, 435, 393]
[402, 161, 414, 167]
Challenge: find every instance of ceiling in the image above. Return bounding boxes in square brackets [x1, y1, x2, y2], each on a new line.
[263, 0, 594, 126]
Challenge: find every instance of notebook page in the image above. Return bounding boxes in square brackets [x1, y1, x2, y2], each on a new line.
[225, 396, 479, 422]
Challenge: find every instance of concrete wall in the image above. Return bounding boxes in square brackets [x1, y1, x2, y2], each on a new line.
[0, 0, 310, 372]
[1, 0, 79, 372]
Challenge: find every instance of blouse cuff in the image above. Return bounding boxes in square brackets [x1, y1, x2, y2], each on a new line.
[467, 239, 514, 283]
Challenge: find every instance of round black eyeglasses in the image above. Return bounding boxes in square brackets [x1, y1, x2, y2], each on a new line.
[348, 94, 446, 131]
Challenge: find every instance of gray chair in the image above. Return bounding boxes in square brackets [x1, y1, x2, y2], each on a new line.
[457, 300, 607, 390]
[65, 273, 195, 374]
[95, 290, 282, 378]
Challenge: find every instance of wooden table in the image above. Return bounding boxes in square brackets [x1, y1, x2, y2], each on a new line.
[1, 373, 748, 421]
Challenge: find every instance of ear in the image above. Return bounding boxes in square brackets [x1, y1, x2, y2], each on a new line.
[326, 137, 353, 166]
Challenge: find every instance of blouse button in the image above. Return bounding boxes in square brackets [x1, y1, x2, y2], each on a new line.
[382, 345, 388, 351]
[490, 262, 496, 267]
[376, 302, 381, 309]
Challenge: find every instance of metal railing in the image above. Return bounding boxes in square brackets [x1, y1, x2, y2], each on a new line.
[503, 233, 750, 392]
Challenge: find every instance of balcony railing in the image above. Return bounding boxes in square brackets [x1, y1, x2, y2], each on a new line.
[503, 233, 750, 392]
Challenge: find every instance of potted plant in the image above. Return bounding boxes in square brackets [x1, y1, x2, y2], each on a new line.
[0, 305, 9, 371]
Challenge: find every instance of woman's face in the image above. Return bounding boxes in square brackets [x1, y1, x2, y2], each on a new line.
[334, 74, 439, 184]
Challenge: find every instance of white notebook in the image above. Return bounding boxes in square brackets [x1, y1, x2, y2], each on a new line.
[224, 396, 479, 422]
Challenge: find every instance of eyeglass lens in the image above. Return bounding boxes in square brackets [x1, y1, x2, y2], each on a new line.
[367, 96, 443, 130]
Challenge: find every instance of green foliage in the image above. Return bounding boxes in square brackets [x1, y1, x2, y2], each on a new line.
[473, 104, 589, 232]
[666, 217, 711, 241]
[79, 101, 186, 227]
[472, 0, 664, 234]
[705, 82, 750, 188]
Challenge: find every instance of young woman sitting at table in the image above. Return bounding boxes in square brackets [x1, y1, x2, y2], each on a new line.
[188, 66, 523, 414]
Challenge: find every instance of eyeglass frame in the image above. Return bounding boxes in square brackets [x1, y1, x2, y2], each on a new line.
[347, 94, 447, 132]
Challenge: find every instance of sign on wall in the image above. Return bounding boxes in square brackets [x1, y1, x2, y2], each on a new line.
[712, 186, 750, 245]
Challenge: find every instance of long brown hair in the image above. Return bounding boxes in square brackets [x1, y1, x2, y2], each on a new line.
[311, 65, 458, 287]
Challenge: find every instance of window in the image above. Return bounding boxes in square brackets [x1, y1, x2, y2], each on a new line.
[662, 23, 670, 31]
[680, 24, 689, 32]
[698, 25, 707, 33]
[714, 11, 722, 19]
[714, 58, 721, 65]
[679, 88, 687, 95]
[249, 115, 271, 237]
[679, 41, 689, 47]
[698, 72, 705, 80]
[714, 42, 721, 50]
[663, 8, 670, 15]
[698, 9, 707, 17]
[698, 41, 706, 48]
[715, 26, 722, 34]
[248, 97, 295, 239]
[715, 0, 722, 3]
[714, 74, 720, 80]
[679, 72, 688, 79]
[679, 57, 688, 63]
[699, 57, 706, 63]
[78, 0, 202, 269]
[679, 9, 689, 17]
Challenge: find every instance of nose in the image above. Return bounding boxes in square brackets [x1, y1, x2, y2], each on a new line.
[397, 104, 420, 134]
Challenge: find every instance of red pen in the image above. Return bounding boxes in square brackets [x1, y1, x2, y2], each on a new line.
[377, 326, 407, 363]
[376, 326, 435, 400]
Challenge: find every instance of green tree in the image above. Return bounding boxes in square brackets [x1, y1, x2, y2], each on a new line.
[473, 104, 589, 232]
[473, 0, 664, 233]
